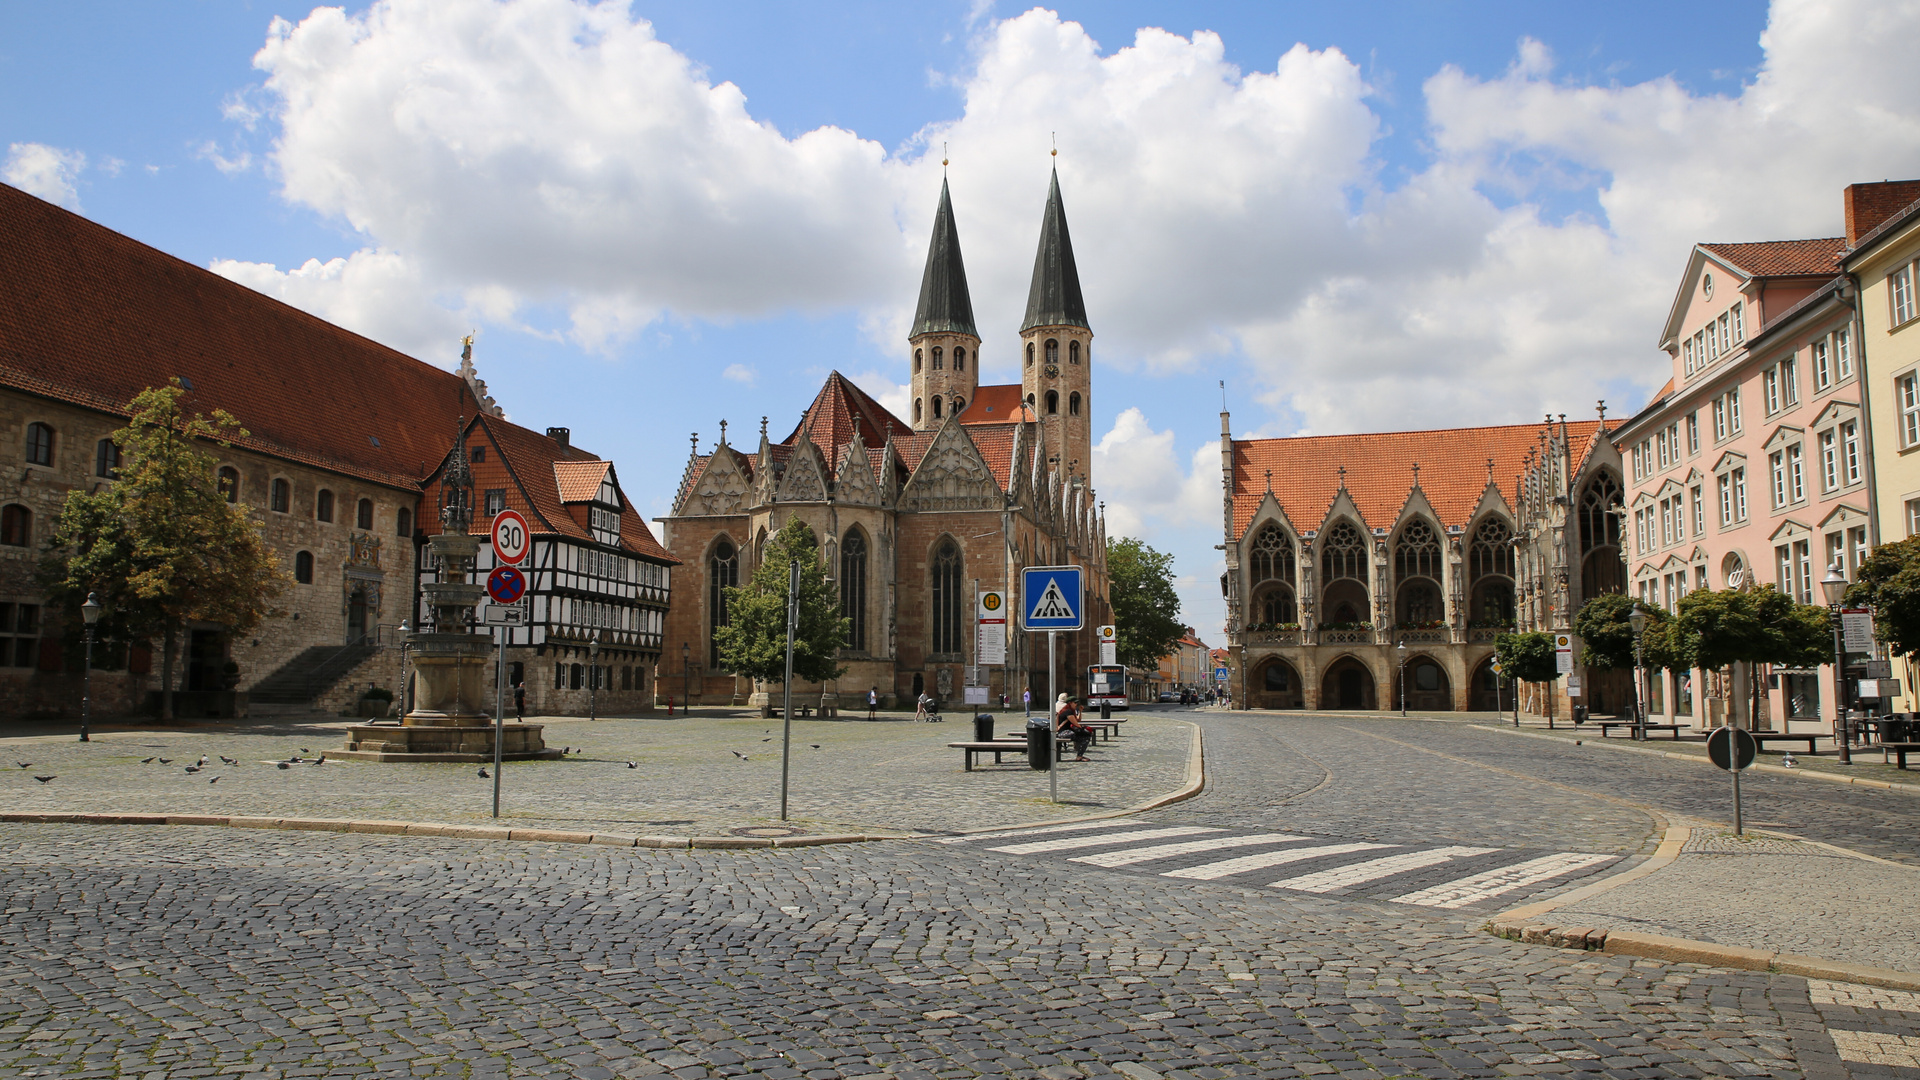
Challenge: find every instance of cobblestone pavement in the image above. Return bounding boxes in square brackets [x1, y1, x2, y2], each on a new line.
[0, 711, 1189, 837]
[0, 824, 1859, 1079]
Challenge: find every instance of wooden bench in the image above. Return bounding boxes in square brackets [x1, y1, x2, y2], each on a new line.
[1591, 721, 1689, 739]
[1747, 732, 1831, 753]
[949, 740, 1054, 771]
[1880, 742, 1920, 769]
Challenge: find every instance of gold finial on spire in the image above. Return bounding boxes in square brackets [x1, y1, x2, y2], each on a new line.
[1051, 132, 1057, 158]
[942, 141, 948, 169]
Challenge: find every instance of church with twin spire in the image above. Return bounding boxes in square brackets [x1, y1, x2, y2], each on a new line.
[658, 170, 1111, 711]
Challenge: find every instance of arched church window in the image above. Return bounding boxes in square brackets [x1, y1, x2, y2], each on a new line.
[1321, 521, 1365, 581]
[931, 540, 963, 656]
[1069, 392, 1081, 416]
[954, 347, 965, 372]
[954, 397, 965, 414]
[709, 540, 738, 668]
[218, 466, 241, 503]
[1045, 339, 1058, 366]
[1394, 519, 1441, 582]
[1469, 518, 1513, 581]
[841, 529, 867, 652]
[932, 347, 943, 370]
[913, 399, 922, 423]
[914, 349, 922, 374]
[932, 397, 943, 419]
[1251, 524, 1295, 584]
[1026, 343, 1034, 368]
[1579, 471, 1623, 553]
[1045, 391, 1059, 415]
[1069, 340, 1080, 364]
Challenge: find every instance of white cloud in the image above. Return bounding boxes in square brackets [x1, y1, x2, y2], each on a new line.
[845, 370, 911, 421]
[3, 142, 86, 209]
[195, 140, 254, 175]
[210, 248, 467, 363]
[1091, 407, 1227, 639]
[721, 363, 756, 386]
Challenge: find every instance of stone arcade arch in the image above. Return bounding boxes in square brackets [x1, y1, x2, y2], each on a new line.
[1250, 656, 1303, 709]
[1392, 653, 1453, 712]
[1320, 654, 1377, 710]
[1468, 655, 1502, 712]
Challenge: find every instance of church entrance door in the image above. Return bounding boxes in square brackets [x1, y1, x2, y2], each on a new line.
[347, 587, 370, 645]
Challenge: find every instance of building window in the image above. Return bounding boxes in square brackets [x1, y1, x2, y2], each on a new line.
[317, 489, 334, 522]
[1712, 398, 1727, 440]
[932, 347, 943, 371]
[913, 399, 922, 423]
[571, 664, 584, 690]
[1634, 508, 1647, 554]
[709, 539, 737, 668]
[1826, 532, 1845, 582]
[0, 504, 30, 547]
[1045, 339, 1058, 366]
[1686, 414, 1699, 454]
[0, 602, 39, 667]
[294, 550, 314, 584]
[931, 397, 943, 419]
[1763, 368, 1779, 414]
[1841, 420, 1861, 485]
[1718, 477, 1733, 526]
[1785, 444, 1804, 503]
[1904, 375, 1920, 447]
[1025, 343, 1033, 368]
[914, 349, 923, 373]
[1045, 390, 1058, 415]
[94, 438, 120, 479]
[1853, 526, 1870, 571]
[356, 498, 374, 530]
[1814, 339, 1831, 389]
[1837, 328, 1853, 379]
[1733, 467, 1747, 520]
[1683, 337, 1695, 376]
[1729, 387, 1742, 432]
[1782, 359, 1798, 406]
[218, 466, 240, 503]
[955, 347, 966, 372]
[1894, 264, 1917, 326]
[930, 539, 963, 656]
[1691, 484, 1704, 535]
[840, 529, 867, 652]
[1820, 430, 1838, 491]
[1769, 451, 1786, 507]
[1069, 392, 1082, 416]
[470, 445, 485, 464]
[270, 477, 291, 513]
[24, 422, 53, 467]
[397, 507, 412, 537]
[1069, 340, 1080, 365]
[1795, 539, 1813, 604]
[954, 396, 965, 414]
[1776, 545, 1791, 592]
[1732, 302, 1744, 342]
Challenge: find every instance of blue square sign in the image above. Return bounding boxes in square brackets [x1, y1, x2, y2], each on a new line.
[1022, 566, 1084, 631]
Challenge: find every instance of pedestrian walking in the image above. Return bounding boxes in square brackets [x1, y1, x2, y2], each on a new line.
[513, 681, 525, 721]
[914, 692, 927, 722]
[867, 686, 878, 720]
[1023, 687, 1032, 717]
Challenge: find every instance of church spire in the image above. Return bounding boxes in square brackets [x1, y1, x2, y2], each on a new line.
[910, 177, 978, 339]
[1020, 167, 1089, 333]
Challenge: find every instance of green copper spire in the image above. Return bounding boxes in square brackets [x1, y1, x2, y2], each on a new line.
[1020, 167, 1089, 333]
[909, 178, 978, 339]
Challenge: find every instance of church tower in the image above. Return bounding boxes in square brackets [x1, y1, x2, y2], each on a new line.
[1019, 167, 1092, 482]
[908, 178, 980, 431]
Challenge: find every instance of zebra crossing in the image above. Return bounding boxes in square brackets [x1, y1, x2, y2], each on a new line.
[935, 818, 1621, 911]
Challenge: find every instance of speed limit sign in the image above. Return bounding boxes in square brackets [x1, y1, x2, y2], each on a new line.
[490, 508, 530, 565]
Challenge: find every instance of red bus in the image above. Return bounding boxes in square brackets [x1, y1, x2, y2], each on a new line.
[1087, 665, 1129, 711]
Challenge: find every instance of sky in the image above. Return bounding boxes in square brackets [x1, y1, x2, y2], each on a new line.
[6, 0, 1920, 646]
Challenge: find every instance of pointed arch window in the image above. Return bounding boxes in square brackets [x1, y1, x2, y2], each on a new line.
[1045, 390, 1059, 415]
[954, 347, 965, 372]
[913, 399, 922, 423]
[841, 529, 867, 652]
[1320, 521, 1365, 581]
[931, 540, 963, 656]
[1468, 518, 1513, 581]
[1250, 524, 1297, 625]
[1394, 520, 1442, 582]
[1069, 340, 1080, 364]
[954, 396, 965, 414]
[709, 539, 738, 668]
[1578, 472, 1623, 553]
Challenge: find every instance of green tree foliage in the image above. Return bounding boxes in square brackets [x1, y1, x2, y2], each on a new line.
[1493, 631, 1559, 683]
[1107, 537, 1183, 670]
[1847, 536, 1920, 656]
[42, 381, 288, 719]
[713, 519, 848, 685]
[1573, 593, 1687, 671]
[1672, 586, 1829, 671]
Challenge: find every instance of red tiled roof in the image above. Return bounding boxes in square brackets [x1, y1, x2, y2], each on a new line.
[0, 181, 478, 490]
[890, 430, 938, 474]
[553, 459, 611, 502]
[1230, 420, 1603, 537]
[965, 422, 1021, 489]
[958, 383, 1035, 424]
[784, 371, 912, 454]
[1699, 238, 1845, 278]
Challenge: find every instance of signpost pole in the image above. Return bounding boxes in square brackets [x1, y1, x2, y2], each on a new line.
[492, 623, 504, 818]
[1732, 761, 1743, 836]
[1048, 630, 1058, 805]
[780, 559, 798, 821]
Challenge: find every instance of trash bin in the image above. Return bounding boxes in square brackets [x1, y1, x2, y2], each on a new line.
[974, 713, 996, 743]
[1026, 717, 1054, 771]
[1885, 717, 1910, 744]
[1100, 699, 1112, 720]
[1572, 705, 1588, 725]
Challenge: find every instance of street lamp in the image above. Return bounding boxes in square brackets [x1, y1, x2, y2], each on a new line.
[588, 632, 602, 722]
[1397, 641, 1408, 717]
[396, 619, 412, 720]
[1628, 605, 1647, 741]
[682, 641, 691, 717]
[79, 592, 101, 742]
[1822, 562, 1851, 765]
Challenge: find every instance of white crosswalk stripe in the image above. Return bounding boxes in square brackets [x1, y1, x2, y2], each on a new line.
[988, 825, 1218, 855]
[1388, 851, 1617, 908]
[1069, 833, 1309, 868]
[934, 819, 1143, 844]
[1267, 846, 1500, 893]
[1162, 842, 1393, 880]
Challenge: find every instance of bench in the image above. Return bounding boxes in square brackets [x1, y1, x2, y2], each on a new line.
[1591, 721, 1688, 739]
[949, 740, 1051, 771]
[1747, 732, 1831, 753]
[1880, 742, 1920, 769]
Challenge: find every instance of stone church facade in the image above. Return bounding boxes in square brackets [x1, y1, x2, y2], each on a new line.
[658, 172, 1111, 710]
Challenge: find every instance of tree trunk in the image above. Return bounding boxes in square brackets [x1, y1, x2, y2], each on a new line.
[160, 624, 177, 723]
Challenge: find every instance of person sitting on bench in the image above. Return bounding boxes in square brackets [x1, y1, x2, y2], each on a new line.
[1055, 694, 1094, 761]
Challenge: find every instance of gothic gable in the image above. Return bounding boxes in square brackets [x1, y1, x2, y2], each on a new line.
[680, 447, 753, 517]
[900, 418, 1003, 512]
[779, 439, 830, 503]
[834, 433, 882, 507]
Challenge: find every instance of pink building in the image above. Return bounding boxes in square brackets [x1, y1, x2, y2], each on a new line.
[1614, 229, 1863, 728]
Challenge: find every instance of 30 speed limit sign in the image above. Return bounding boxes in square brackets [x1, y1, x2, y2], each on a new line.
[490, 508, 530, 565]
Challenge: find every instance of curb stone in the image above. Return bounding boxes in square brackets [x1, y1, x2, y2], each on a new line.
[1487, 918, 1920, 991]
[1475, 722, 1920, 797]
[0, 811, 882, 850]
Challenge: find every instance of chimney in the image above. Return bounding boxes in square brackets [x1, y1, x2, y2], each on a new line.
[546, 426, 570, 449]
[1844, 180, 1920, 246]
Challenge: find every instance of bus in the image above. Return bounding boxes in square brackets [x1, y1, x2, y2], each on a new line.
[1087, 665, 1129, 711]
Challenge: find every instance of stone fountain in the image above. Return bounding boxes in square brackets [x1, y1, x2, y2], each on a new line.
[338, 430, 558, 762]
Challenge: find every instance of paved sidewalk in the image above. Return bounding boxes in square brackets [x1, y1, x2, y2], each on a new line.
[0, 710, 1191, 838]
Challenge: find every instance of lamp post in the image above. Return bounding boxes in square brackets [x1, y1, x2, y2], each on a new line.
[396, 619, 412, 719]
[682, 641, 691, 717]
[1822, 562, 1851, 765]
[588, 632, 602, 722]
[79, 592, 101, 742]
[1628, 605, 1647, 741]
[1397, 641, 1408, 717]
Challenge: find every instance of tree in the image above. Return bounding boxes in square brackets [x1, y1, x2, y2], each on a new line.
[1493, 631, 1559, 684]
[713, 519, 848, 686]
[1107, 537, 1183, 671]
[1673, 585, 1829, 725]
[1573, 593, 1686, 672]
[42, 381, 288, 720]
[1847, 536, 1920, 656]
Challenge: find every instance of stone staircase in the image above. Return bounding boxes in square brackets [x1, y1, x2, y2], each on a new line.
[249, 643, 379, 709]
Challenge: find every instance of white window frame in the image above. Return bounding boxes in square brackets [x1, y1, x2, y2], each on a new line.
[1770, 451, 1787, 508]
[1691, 484, 1704, 535]
[1787, 443, 1804, 503]
[1729, 387, 1743, 433]
[1763, 368, 1780, 414]
[1894, 263, 1917, 327]
[1838, 328, 1854, 379]
[1902, 373, 1920, 447]
[1734, 467, 1748, 520]
[1712, 398, 1728, 440]
[1719, 476, 1733, 526]
[1841, 420, 1861, 485]
[1813, 339, 1832, 390]
[1783, 358, 1798, 406]
[1687, 414, 1699, 454]
[1820, 430, 1838, 491]
[1731, 302, 1744, 343]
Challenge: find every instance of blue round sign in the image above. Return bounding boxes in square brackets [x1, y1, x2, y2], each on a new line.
[487, 565, 526, 605]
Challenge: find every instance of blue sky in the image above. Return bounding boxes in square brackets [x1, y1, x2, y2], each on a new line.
[6, 0, 1914, 643]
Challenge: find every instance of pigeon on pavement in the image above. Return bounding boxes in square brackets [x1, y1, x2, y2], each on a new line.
[208, 776, 220, 784]
[220, 756, 239, 766]
[809, 744, 821, 749]
[184, 765, 201, 773]
[730, 751, 748, 761]
[626, 761, 638, 768]
[33, 775, 54, 783]
[276, 762, 290, 770]
[196, 756, 209, 767]
[157, 758, 172, 764]
[14, 761, 30, 769]
[477, 768, 490, 778]
[312, 753, 327, 765]
[140, 757, 156, 764]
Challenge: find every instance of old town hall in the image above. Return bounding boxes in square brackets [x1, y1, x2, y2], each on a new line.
[658, 171, 1112, 711]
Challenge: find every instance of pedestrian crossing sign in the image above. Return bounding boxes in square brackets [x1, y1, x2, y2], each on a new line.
[1022, 566, 1084, 630]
